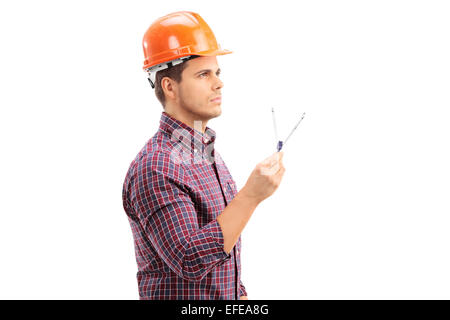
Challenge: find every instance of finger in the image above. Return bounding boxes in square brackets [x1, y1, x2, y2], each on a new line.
[261, 160, 280, 175]
[275, 166, 286, 180]
[269, 154, 283, 168]
[273, 152, 283, 167]
[276, 162, 285, 173]
[272, 161, 284, 175]
[263, 152, 278, 165]
[262, 154, 278, 168]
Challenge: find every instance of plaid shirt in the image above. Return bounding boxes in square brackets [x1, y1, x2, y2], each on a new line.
[122, 112, 247, 300]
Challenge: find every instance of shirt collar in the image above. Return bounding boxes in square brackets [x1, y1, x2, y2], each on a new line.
[159, 111, 216, 151]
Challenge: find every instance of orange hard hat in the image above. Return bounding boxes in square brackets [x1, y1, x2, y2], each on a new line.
[142, 11, 232, 84]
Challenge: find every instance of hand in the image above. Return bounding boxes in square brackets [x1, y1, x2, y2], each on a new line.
[240, 295, 248, 300]
[241, 152, 285, 205]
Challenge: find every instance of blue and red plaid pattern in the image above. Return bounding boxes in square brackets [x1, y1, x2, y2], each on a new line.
[122, 112, 247, 300]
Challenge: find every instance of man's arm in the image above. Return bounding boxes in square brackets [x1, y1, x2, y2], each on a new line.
[217, 191, 258, 254]
[217, 152, 285, 254]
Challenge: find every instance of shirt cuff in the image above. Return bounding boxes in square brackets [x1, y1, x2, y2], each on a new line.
[200, 219, 231, 263]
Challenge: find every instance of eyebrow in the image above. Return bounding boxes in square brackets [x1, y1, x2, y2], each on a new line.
[195, 68, 221, 75]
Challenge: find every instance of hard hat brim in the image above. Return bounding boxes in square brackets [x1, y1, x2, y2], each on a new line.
[195, 49, 233, 56]
[143, 49, 232, 70]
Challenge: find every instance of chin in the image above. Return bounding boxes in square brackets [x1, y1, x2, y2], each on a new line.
[194, 105, 221, 121]
[211, 106, 222, 118]
[203, 103, 221, 116]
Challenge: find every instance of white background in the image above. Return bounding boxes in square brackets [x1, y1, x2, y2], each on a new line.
[1, 0, 449, 299]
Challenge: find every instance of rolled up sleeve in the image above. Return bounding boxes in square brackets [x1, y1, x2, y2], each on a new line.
[131, 151, 231, 282]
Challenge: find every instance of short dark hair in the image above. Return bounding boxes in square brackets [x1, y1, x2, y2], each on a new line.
[154, 55, 200, 108]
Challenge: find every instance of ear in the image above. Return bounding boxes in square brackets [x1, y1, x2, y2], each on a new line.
[161, 77, 177, 101]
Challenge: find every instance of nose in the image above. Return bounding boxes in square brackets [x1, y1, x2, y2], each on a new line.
[213, 74, 223, 90]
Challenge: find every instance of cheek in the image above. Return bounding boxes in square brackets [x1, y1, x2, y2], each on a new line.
[183, 82, 209, 104]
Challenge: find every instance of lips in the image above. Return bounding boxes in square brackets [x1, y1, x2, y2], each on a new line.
[211, 96, 222, 103]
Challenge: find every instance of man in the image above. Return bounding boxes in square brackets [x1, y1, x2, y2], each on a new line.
[122, 11, 285, 300]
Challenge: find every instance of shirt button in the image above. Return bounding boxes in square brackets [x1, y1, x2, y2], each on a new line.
[194, 149, 198, 153]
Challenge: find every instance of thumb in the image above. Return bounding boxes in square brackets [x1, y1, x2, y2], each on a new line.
[262, 152, 278, 165]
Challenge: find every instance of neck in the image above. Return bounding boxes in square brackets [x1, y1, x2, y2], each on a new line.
[165, 107, 208, 133]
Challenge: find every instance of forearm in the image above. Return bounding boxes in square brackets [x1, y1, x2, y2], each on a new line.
[216, 188, 259, 254]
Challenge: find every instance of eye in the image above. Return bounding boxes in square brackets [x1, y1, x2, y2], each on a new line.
[199, 72, 208, 78]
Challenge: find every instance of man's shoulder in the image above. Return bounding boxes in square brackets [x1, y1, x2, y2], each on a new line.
[134, 136, 187, 182]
